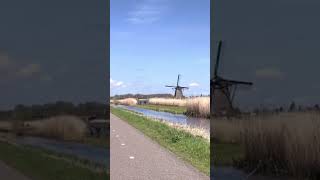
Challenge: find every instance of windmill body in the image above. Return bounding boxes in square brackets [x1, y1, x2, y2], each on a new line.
[166, 74, 189, 99]
[211, 41, 253, 117]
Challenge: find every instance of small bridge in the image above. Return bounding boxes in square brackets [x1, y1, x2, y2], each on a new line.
[87, 117, 109, 137]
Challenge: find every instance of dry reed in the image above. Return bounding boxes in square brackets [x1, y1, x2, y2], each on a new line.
[148, 98, 187, 106]
[212, 112, 320, 178]
[186, 97, 210, 118]
[0, 121, 12, 131]
[27, 116, 88, 141]
[114, 98, 137, 106]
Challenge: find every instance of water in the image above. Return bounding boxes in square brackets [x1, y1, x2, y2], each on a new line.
[115, 105, 210, 133]
[15, 136, 109, 167]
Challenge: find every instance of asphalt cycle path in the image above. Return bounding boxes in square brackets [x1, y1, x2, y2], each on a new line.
[110, 113, 209, 180]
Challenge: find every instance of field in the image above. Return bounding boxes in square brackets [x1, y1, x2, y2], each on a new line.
[113, 97, 210, 118]
[213, 111, 320, 179]
[111, 107, 210, 175]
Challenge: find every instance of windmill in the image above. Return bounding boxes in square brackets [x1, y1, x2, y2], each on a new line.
[211, 41, 253, 116]
[166, 74, 189, 99]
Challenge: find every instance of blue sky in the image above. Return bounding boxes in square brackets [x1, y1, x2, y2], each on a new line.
[110, 0, 210, 96]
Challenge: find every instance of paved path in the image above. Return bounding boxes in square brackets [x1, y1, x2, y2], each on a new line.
[0, 160, 31, 180]
[110, 113, 209, 180]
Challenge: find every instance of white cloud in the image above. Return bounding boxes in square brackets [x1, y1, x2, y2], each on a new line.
[189, 82, 200, 87]
[110, 78, 126, 88]
[255, 67, 285, 79]
[126, 0, 167, 24]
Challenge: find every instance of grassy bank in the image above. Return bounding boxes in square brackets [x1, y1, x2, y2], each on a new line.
[0, 142, 108, 180]
[136, 104, 186, 114]
[111, 107, 210, 175]
[213, 143, 244, 166]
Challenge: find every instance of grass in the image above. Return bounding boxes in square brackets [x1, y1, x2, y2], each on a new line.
[111, 107, 210, 175]
[212, 111, 320, 179]
[213, 143, 244, 166]
[0, 142, 108, 180]
[136, 104, 187, 114]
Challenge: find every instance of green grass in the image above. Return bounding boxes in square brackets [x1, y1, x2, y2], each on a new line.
[135, 104, 186, 114]
[0, 142, 109, 180]
[213, 143, 244, 166]
[111, 107, 209, 175]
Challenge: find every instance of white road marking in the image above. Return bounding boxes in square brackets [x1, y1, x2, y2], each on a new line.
[116, 135, 119, 138]
[129, 156, 135, 159]
[121, 143, 125, 146]
[112, 130, 115, 132]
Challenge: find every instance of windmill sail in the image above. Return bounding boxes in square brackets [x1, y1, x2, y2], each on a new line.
[211, 40, 253, 117]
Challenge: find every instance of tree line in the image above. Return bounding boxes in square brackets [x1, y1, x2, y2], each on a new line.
[111, 93, 174, 100]
[0, 101, 109, 121]
[253, 101, 320, 114]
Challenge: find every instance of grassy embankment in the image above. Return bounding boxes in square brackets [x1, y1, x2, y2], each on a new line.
[213, 112, 320, 179]
[111, 107, 210, 175]
[0, 142, 108, 180]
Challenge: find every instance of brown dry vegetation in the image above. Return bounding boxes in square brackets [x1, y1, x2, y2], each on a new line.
[148, 98, 187, 106]
[26, 116, 88, 141]
[0, 121, 12, 131]
[0, 116, 88, 141]
[148, 97, 210, 118]
[212, 111, 320, 178]
[114, 97, 210, 118]
[185, 97, 210, 118]
[114, 98, 137, 106]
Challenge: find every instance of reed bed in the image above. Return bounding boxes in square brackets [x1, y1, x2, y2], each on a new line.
[148, 98, 187, 106]
[114, 98, 137, 106]
[185, 97, 210, 118]
[0, 121, 12, 131]
[212, 111, 320, 178]
[26, 116, 88, 141]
